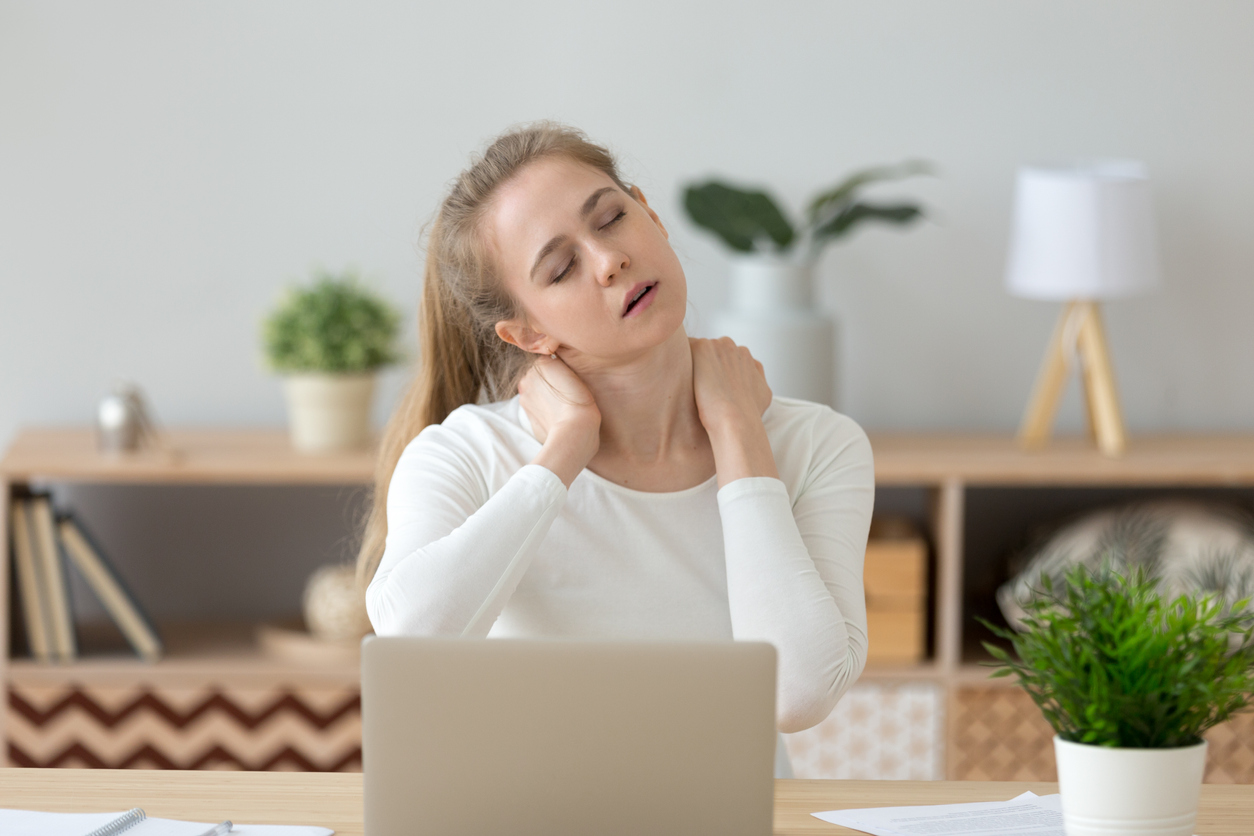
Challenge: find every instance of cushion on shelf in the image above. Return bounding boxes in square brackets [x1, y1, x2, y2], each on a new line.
[997, 500, 1254, 630]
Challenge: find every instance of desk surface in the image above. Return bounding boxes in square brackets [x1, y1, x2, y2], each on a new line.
[2, 769, 1252, 835]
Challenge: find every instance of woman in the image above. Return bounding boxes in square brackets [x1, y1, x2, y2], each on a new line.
[357, 123, 874, 774]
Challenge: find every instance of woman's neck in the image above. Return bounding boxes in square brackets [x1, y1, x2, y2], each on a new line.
[568, 328, 714, 485]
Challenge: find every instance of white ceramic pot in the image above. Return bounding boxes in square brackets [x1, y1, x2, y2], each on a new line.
[281, 372, 376, 453]
[1054, 735, 1207, 836]
[710, 256, 836, 406]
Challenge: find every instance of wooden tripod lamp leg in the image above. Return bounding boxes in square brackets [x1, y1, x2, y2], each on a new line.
[1018, 302, 1078, 450]
[1076, 301, 1128, 457]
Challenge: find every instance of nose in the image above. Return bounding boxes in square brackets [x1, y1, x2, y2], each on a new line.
[592, 242, 630, 287]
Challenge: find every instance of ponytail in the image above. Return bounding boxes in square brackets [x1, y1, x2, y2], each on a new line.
[355, 121, 631, 590]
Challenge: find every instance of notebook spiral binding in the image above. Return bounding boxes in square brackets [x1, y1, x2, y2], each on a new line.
[84, 808, 147, 836]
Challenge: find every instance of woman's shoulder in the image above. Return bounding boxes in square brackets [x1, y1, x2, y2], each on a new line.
[763, 396, 870, 451]
[397, 396, 537, 475]
[762, 397, 874, 488]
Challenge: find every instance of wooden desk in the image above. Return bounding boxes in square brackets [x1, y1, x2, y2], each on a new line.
[2, 769, 1253, 835]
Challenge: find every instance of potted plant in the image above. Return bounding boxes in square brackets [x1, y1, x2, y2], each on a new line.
[681, 163, 928, 405]
[263, 271, 401, 453]
[982, 565, 1254, 836]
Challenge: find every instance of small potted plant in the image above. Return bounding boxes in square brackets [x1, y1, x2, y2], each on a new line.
[263, 270, 401, 453]
[681, 163, 928, 405]
[983, 565, 1254, 836]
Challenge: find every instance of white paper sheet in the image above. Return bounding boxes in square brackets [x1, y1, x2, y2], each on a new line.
[0, 809, 333, 836]
[813, 791, 1065, 836]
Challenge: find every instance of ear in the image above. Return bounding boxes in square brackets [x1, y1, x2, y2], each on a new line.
[629, 185, 668, 240]
[495, 318, 556, 355]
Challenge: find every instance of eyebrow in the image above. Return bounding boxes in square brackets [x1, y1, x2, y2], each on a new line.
[529, 186, 619, 281]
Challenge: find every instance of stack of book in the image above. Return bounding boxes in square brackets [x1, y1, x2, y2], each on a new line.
[9, 493, 162, 663]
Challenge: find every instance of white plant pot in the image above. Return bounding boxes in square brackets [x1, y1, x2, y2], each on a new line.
[710, 256, 836, 406]
[1054, 735, 1207, 836]
[282, 372, 376, 453]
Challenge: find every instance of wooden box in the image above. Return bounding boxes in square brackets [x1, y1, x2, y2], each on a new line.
[863, 518, 928, 665]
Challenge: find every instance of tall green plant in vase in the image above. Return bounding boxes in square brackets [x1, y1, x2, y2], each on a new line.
[981, 565, 1254, 836]
[681, 162, 928, 407]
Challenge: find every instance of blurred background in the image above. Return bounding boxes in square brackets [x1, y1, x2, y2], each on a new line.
[2, 0, 1254, 776]
[4, 0, 1253, 618]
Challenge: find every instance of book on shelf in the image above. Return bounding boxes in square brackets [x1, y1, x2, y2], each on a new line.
[29, 495, 77, 661]
[6, 496, 163, 663]
[58, 512, 163, 663]
[9, 498, 53, 662]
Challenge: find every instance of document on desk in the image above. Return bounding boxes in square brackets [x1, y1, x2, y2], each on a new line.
[813, 791, 1064, 836]
[0, 809, 334, 836]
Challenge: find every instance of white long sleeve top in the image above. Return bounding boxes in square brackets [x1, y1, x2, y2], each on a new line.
[366, 394, 875, 734]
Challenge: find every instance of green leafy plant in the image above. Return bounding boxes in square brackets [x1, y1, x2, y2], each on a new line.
[981, 565, 1254, 749]
[263, 271, 401, 374]
[682, 161, 930, 258]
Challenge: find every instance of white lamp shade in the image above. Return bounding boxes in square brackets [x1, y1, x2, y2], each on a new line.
[1005, 161, 1160, 300]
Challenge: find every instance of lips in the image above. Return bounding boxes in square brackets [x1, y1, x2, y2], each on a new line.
[622, 282, 657, 317]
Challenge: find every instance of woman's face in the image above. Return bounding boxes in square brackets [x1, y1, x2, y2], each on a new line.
[487, 156, 687, 365]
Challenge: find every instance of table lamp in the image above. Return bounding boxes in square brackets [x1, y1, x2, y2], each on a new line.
[1005, 161, 1159, 457]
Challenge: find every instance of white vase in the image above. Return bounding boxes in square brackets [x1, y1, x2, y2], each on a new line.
[1054, 735, 1207, 836]
[709, 256, 836, 406]
[282, 372, 376, 453]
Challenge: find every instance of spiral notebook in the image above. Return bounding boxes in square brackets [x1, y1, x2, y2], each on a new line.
[0, 807, 333, 836]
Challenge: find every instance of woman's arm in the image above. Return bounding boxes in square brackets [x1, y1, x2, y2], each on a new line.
[366, 432, 568, 637]
[367, 358, 601, 637]
[717, 417, 873, 733]
[691, 337, 873, 733]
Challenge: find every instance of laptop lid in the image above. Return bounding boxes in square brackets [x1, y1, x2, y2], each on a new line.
[362, 636, 777, 836]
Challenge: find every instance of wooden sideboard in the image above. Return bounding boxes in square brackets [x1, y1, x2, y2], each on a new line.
[5, 428, 1254, 777]
[0, 428, 373, 770]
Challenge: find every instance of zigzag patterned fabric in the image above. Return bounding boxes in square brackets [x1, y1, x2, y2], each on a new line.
[8, 683, 361, 771]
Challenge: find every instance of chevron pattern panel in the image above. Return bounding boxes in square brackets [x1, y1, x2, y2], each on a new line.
[784, 681, 944, 780]
[8, 682, 361, 771]
[951, 685, 1254, 783]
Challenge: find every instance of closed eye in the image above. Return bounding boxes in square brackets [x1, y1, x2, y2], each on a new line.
[552, 255, 575, 284]
[553, 210, 626, 283]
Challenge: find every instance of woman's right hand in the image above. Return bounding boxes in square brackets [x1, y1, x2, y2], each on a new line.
[519, 355, 601, 487]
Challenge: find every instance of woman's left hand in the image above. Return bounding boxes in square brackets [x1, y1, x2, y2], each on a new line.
[689, 337, 772, 435]
[690, 337, 778, 486]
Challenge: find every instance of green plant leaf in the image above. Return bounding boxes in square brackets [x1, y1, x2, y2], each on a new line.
[812, 202, 924, 244]
[981, 564, 1254, 748]
[263, 270, 401, 374]
[805, 160, 932, 226]
[682, 181, 796, 253]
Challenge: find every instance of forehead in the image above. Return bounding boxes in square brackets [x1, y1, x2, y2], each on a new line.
[485, 156, 620, 269]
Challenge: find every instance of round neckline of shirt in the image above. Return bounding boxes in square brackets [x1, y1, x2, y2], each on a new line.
[511, 398, 718, 499]
[576, 466, 719, 499]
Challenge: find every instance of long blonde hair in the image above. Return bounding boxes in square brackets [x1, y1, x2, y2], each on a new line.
[356, 123, 630, 588]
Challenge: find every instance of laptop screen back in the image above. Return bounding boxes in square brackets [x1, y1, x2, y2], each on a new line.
[362, 637, 777, 836]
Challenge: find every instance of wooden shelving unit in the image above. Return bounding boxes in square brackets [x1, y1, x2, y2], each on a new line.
[864, 432, 1254, 781]
[5, 428, 1254, 776]
[0, 427, 372, 770]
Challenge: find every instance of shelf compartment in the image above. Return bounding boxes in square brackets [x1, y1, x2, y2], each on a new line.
[7, 622, 361, 771]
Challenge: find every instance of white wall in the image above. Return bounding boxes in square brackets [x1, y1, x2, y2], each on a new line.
[3, 2, 1253, 617]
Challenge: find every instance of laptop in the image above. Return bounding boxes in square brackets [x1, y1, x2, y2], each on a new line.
[361, 636, 777, 836]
